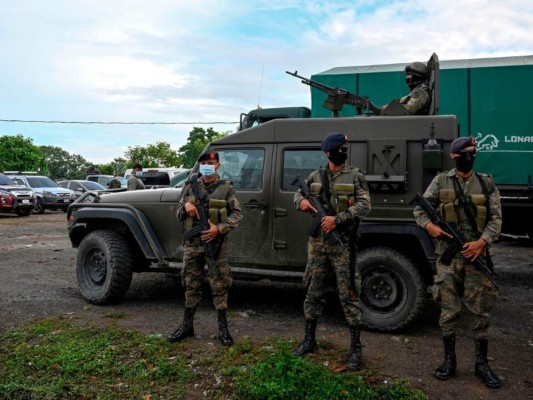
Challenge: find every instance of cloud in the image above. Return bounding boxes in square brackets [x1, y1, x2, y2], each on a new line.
[1, 0, 532, 164]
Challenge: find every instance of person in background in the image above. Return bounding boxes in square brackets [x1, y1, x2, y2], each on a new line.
[127, 164, 145, 191]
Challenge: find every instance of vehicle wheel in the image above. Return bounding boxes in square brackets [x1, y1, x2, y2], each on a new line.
[15, 208, 33, 217]
[76, 230, 133, 304]
[358, 247, 426, 332]
[33, 198, 45, 214]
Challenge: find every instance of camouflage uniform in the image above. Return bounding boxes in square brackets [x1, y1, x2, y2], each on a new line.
[294, 165, 371, 326]
[177, 176, 242, 310]
[414, 168, 502, 338]
[400, 82, 431, 115]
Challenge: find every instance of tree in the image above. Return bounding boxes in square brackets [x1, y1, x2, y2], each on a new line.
[124, 141, 180, 168]
[39, 145, 90, 180]
[177, 127, 230, 167]
[0, 134, 45, 173]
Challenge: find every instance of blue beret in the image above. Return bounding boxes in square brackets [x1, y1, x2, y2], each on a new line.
[321, 132, 347, 151]
[450, 136, 476, 153]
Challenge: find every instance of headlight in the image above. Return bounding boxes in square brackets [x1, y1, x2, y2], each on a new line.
[43, 191, 58, 197]
[0, 189, 9, 196]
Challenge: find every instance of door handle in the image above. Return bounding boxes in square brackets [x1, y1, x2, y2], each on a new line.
[244, 200, 266, 210]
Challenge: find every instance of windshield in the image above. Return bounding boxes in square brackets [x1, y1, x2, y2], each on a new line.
[0, 174, 15, 185]
[26, 176, 59, 188]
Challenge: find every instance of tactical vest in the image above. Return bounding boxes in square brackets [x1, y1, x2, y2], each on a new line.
[184, 180, 232, 232]
[437, 172, 492, 235]
[400, 83, 431, 115]
[308, 167, 359, 233]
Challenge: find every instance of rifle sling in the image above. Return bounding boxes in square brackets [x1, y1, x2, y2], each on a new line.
[319, 167, 335, 215]
[452, 176, 481, 236]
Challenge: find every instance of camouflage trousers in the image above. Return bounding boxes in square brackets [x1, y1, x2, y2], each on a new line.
[303, 237, 362, 326]
[433, 257, 499, 338]
[182, 240, 232, 310]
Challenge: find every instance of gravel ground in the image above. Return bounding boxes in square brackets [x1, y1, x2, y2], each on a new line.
[1, 212, 532, 399]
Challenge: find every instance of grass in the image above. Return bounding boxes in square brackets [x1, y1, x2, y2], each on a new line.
[0, 317, 193, 399]
[0, 317, 426, 400]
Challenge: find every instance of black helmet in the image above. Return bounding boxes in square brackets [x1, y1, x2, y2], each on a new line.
[404, 61, 428, 88]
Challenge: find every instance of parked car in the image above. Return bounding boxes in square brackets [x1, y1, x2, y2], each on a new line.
[0, 173, 35, 217]
[7, 173, 76, 214]
[58, 180, 107, 199]
[85, 175, 127, 188]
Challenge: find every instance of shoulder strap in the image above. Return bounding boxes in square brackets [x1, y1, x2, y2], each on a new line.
[452, 176, 480, 234]
[318, 167, 335, 215]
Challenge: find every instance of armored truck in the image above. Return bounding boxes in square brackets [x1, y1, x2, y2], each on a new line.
[67, 110, 457, 332]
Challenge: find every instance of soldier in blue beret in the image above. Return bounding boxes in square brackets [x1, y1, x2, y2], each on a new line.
[293, 131, 371, 370]
[413, 135, 503, 388]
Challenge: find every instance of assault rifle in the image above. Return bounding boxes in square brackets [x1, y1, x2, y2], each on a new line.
[293, 175, 359, 294]
[409, 193, 498, 288]
[182, 173, 223, 276]
[292, 175, 344, 247]
[286, 70, 382, 117]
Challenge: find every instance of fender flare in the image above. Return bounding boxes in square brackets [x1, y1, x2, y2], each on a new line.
[359, 222, 436, 261]
[68, 206, 166, 261]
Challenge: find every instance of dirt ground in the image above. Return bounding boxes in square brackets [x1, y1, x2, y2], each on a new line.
[0, 212, 532, 400]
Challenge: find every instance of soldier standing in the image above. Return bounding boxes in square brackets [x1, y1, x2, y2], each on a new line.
[413, 136, 502, 388]
[168, 151, 242, 346]
[383, 61, 431, 115]
[127, 163, 146, 191]
[293, 132, 371, 370]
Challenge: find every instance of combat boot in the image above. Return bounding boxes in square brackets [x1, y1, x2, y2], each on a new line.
[293, 319, 317, 356]
[217, 309, 234, 346]
[474, 338, 501, 388]
[347, 325, 363, 370]
[434, 334, 457, 380]
[167, 307, 196, 343]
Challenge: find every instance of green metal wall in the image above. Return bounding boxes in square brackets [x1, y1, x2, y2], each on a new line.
[311, 60, 533, 185]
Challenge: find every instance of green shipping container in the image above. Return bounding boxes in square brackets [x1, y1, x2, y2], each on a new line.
[312, 55, 533, 187]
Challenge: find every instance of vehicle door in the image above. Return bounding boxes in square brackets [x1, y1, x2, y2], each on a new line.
[212, 146, 272, 259]
[272, 146, 328, 265]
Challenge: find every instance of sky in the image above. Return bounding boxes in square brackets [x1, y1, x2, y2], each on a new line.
[1, 0, 532, 165]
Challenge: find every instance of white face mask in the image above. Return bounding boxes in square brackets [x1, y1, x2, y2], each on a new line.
[199, 164, 216, 177]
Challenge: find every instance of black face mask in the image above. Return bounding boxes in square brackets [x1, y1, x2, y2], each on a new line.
[454, 151, 476, 173]
[328, 147, 348, 166]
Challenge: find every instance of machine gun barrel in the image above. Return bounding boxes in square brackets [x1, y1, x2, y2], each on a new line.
[286, 70, 382, 116]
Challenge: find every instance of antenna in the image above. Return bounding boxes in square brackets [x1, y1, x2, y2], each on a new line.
[257, 62, 265, 108]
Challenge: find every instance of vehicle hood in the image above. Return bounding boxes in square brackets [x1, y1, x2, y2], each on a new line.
[96, 187, 182, 203]
[0, 185, 33, 194]
[36, 186, 75, 194]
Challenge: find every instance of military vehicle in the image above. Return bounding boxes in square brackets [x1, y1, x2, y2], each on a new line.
[255, 54, 533, 238]
[67, 53, 457, 332]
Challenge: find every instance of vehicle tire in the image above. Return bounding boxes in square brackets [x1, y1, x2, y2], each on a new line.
[15, 208, 33, 217]
[76, 230, 133, 305]
[33, 198, 45, 214]
[358, 247, 426, 332]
